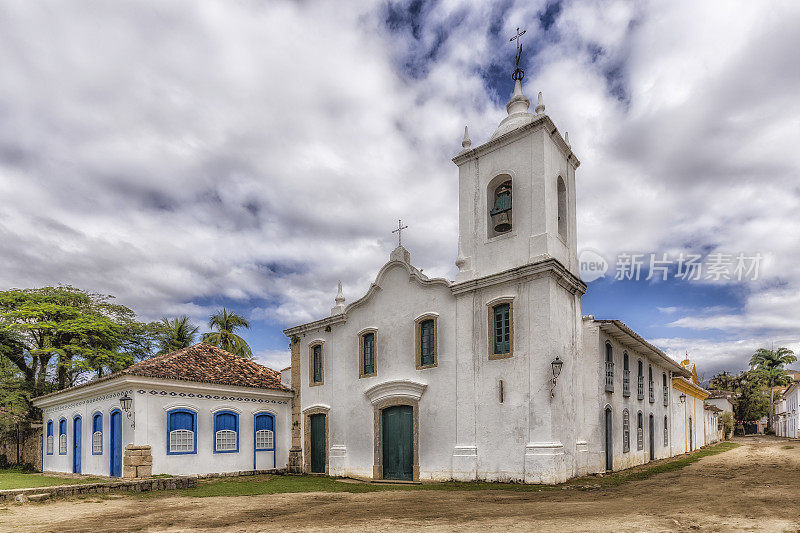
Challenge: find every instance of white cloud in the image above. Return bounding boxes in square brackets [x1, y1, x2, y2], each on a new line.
[0, 0, 799, 375]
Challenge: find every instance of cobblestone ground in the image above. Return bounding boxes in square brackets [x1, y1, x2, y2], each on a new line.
[2, 436, 799, 532]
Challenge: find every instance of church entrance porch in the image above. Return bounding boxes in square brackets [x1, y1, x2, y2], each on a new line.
[381, 405, 413, 481]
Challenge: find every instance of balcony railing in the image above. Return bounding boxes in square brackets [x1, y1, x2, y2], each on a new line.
[637, 375, 644, 399]
[605, 361, 614, 392]
[663, 388, 669, 406]
[623, 370, 631, 396]
[649, 381, 655, 403]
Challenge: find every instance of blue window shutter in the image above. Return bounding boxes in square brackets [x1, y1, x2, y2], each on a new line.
[215, 413, 237, 432]
[60, 419, 66, 435]
[170, 411, 195, 432]
[93, 414, 102, 433]
[255, 414, 274, 432]
[47, 421, 53, 437]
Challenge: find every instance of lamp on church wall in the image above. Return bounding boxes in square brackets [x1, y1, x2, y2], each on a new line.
[119, 393, 136, 429]
[550, 356, 564, 398]
[679, 393, 686, 404]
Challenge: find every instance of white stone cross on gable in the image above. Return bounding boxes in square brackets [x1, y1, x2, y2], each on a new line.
[392, 219, 408, 247]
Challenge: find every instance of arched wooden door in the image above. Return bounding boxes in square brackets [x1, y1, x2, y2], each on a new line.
[382, 405, 413, 480]
[604, 407, 613, 471]
[72, 416, 82, 474]
[110, 409, 122, 477]
[309, 413, 326, 474]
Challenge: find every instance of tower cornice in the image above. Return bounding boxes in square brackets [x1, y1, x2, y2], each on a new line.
[452, 114, 579, 169]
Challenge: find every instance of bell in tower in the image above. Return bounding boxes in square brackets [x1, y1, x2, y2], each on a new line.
[490, 180, 513, 233]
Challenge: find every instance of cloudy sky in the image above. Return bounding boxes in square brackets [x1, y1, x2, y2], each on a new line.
[1, 0, 798, 379]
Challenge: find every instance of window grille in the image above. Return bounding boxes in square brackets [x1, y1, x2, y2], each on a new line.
[215, 430, 237, 452]
[255, 429, 274, 450]
[169, 429, 194, 453]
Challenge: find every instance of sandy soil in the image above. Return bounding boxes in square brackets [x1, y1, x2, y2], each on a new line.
[2, 437, 799, 532]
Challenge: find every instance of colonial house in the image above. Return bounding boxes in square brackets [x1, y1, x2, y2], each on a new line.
[706, 390, 735, 415]
[775, 381, 799, 439]
[282, 72, 713, 484]
[32, 344, 292, 478]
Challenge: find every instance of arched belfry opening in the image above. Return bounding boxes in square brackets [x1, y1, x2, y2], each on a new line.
[557, 176, 567, 241]
[488, 176, 513, 238]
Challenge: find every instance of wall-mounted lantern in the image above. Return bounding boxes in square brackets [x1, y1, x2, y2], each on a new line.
[679, 393, 686, 404]
[119, 393, 136, 429]
[550, 356, 564, 398]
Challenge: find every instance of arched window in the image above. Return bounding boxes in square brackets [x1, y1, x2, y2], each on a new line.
[167, 409, 196, 455]
[254, 413, 275, 451]
[648, 365, 655, 402]
[637, 360, 644, 399]
[360, 331, 376, 377]
[490, 303, 512, 358]
[46, 420, 54, 455]
[664, 415, 669, 446]
[488, 176, 513, 238]
[604, 342, 614, 392]
[59, 418, 67, 455]
[214, 411, 239, 453]
[662, 373, 668, 405]
[622, 409, 630, 452]
[637, 411, 644, 450]
[557, 176, 567, 240]
[92, 413, 103, 455]
[623, 352, 630, 396]
[416, 315, 438, 367]
[310, 343, 324, 385]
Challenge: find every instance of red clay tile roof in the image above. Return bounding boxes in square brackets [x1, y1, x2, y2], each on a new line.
[125, 343, 290, 391]
[33, 343, 290, 401]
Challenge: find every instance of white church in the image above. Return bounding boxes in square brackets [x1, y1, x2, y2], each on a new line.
[281, 71, 715, 483]
[33, 53, 716, 484]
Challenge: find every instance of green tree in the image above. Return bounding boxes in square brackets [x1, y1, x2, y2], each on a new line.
[749, 347, 797, 430]
[156, 316, 199, 354]
[0, 287, 156, 399]
[0, 332, 28, 430]
[719, 412, 734, 439]
[734, 370, 771, 423]
[709, 371, 737, 392]
[202, 308, 252, 358]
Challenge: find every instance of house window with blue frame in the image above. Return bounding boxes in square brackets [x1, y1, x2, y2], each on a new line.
[46, 420, 54, 455]
[92, 413, 103, 455]
[167, 409, 197, 454]
[59, 418, 67, 455]
[214, 411, 239, 453]
[254, 413, 275, 451]
[310, 343, 323, 385]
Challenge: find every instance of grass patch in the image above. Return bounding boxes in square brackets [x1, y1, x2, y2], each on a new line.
[148, 442, 740, 498]
[0, 468, 105, 490]
[782, 445, 795, 450]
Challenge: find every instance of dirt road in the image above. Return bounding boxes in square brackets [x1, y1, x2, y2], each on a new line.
[3, 437, 799, 532]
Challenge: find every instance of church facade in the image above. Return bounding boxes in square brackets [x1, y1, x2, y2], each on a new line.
[283, 75, 711, 483]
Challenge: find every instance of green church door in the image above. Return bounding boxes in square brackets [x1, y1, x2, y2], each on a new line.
[309, 414, 326, 474]
[382, 405, 413, 481]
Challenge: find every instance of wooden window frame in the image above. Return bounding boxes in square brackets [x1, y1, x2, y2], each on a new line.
[604, 342, 614, 392]
[359, 329, 378, 378]
[637, 411, 644, 451]
[309, 342, 324, 386]
[488, 299, 514, 360]
[622, 409, 630, 453]
[415, 314, 438, 369]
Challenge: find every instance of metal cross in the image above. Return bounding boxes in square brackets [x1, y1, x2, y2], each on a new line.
[509, 27, 526, 67]
[392, 219, 408, 247]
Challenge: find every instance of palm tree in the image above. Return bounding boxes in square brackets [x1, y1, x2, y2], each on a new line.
[202, 308, 252, 358]
[749, 347, 797, 430]
[157, 316, 199, 355]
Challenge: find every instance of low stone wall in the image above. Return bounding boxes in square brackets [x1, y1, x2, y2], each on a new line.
[0, 425, 42, 471]
[0, 476, 198, 503]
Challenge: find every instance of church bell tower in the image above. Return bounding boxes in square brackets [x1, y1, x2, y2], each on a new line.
[452, 60, 580, 282]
